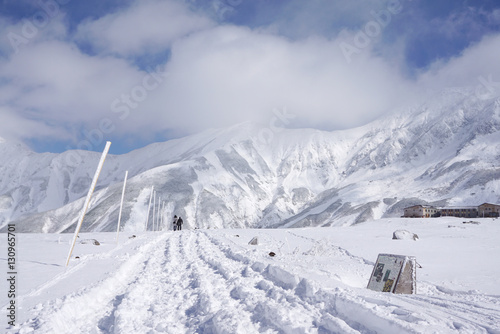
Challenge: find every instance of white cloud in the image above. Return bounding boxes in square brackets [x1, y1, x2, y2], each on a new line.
[126, 24, 416, 133]
[0, 106, 69, 141]
[1, 0, 500, 151]
[418, 34, 500, 93]
[75, 0, 214, 57]
[0, 4, 426, 143]
[0, 40, 147, 136]
[0, 10, 68, 57]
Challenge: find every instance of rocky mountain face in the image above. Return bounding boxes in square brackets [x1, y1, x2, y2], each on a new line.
[1, 88, 500, 232]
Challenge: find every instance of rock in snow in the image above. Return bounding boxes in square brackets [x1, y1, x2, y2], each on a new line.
[248, 236, 259, 245]
[392, 230, 419, 240]
[79, 238, 101, 245]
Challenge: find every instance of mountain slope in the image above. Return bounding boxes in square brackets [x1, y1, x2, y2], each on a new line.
[2, 88, 500, 232]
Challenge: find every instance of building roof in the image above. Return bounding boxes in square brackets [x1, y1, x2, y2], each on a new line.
[439, 206, 478, 210]
[404, 205, 435, 209]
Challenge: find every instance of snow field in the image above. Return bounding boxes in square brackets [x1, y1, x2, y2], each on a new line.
[2, 217, 500, 333]
[18, 233, 170, 333]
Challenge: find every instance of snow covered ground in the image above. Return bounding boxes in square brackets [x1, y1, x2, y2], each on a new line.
[2, 217, 500, 333]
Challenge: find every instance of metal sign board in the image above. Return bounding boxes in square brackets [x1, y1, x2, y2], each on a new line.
[367, 253, 416, 294]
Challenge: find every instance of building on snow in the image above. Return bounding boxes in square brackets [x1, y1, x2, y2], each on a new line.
[403, 203, 500, 218]
[478, 203, 500, 217]
[403, 205, 439, 218]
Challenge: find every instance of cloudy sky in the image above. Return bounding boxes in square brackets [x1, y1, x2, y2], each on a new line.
[1, 0, 500, 154]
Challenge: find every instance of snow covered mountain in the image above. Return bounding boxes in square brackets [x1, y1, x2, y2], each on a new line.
[2, 88, 500, 232]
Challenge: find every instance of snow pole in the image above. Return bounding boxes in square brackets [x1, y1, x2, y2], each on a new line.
[66, 141, 111, 266]
[156, 196, 161, 231]
[116, 170, 128, 244]
[152, 191, 156, 232]
[145, 186, 154, 231]
[161, 201, 165, 231]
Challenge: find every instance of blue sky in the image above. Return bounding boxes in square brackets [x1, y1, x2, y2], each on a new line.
[1, 0, 500, 154]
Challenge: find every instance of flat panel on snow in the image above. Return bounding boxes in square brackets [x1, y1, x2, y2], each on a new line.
[367, 253, 416, 294]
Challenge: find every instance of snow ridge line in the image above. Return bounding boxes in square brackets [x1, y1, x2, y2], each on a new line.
[18, 232, 170, 333]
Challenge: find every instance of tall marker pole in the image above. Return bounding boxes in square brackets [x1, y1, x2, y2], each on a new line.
[161, 201, 164, 231]
[116, 170, 128, 243]
[152, 191, 156, 232]
[156, 196, 161, 232]
[145, 186, 154, 231]
[66, 141, 111, 266]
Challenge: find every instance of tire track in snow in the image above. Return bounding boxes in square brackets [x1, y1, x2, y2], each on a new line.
[97, 235, 178, 333]
[203, 231, 500, 334]
[388, 292, 500, 333]
[179, 231, 261, 333]
[196, 231, 366, 333]
[98, 231, 196, 333]
[98, 231, 259, 333]
[201, 232, 388, 333]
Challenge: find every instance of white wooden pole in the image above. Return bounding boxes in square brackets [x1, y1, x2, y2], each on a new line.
[152, 191, 156, 232]
[145, 186, 154, 231]
[161, 201, 164, 231]
[116, 170, 128, 244]
[66, 141, 111, 266]
[156, 196, 161, 232]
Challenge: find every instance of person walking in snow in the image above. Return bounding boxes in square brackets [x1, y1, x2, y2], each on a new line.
[173, 215, 178, 231]
[177, 216, 183, 231]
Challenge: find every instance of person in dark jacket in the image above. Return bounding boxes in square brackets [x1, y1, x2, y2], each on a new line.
[177, 216, 183, 231]
[173, 215, 178, 231]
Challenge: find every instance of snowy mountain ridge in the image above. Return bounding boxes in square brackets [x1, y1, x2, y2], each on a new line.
[1, 88, 500, 232]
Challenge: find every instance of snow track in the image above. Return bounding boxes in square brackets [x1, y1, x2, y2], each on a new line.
[17, 230, 500, 333]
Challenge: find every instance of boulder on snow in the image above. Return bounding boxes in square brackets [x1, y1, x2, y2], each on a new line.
[392, 230, 418, 241]
[79, 239, 100, 245]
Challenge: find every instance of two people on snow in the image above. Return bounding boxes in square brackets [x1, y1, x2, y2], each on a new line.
[173, 215, 183, 231]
